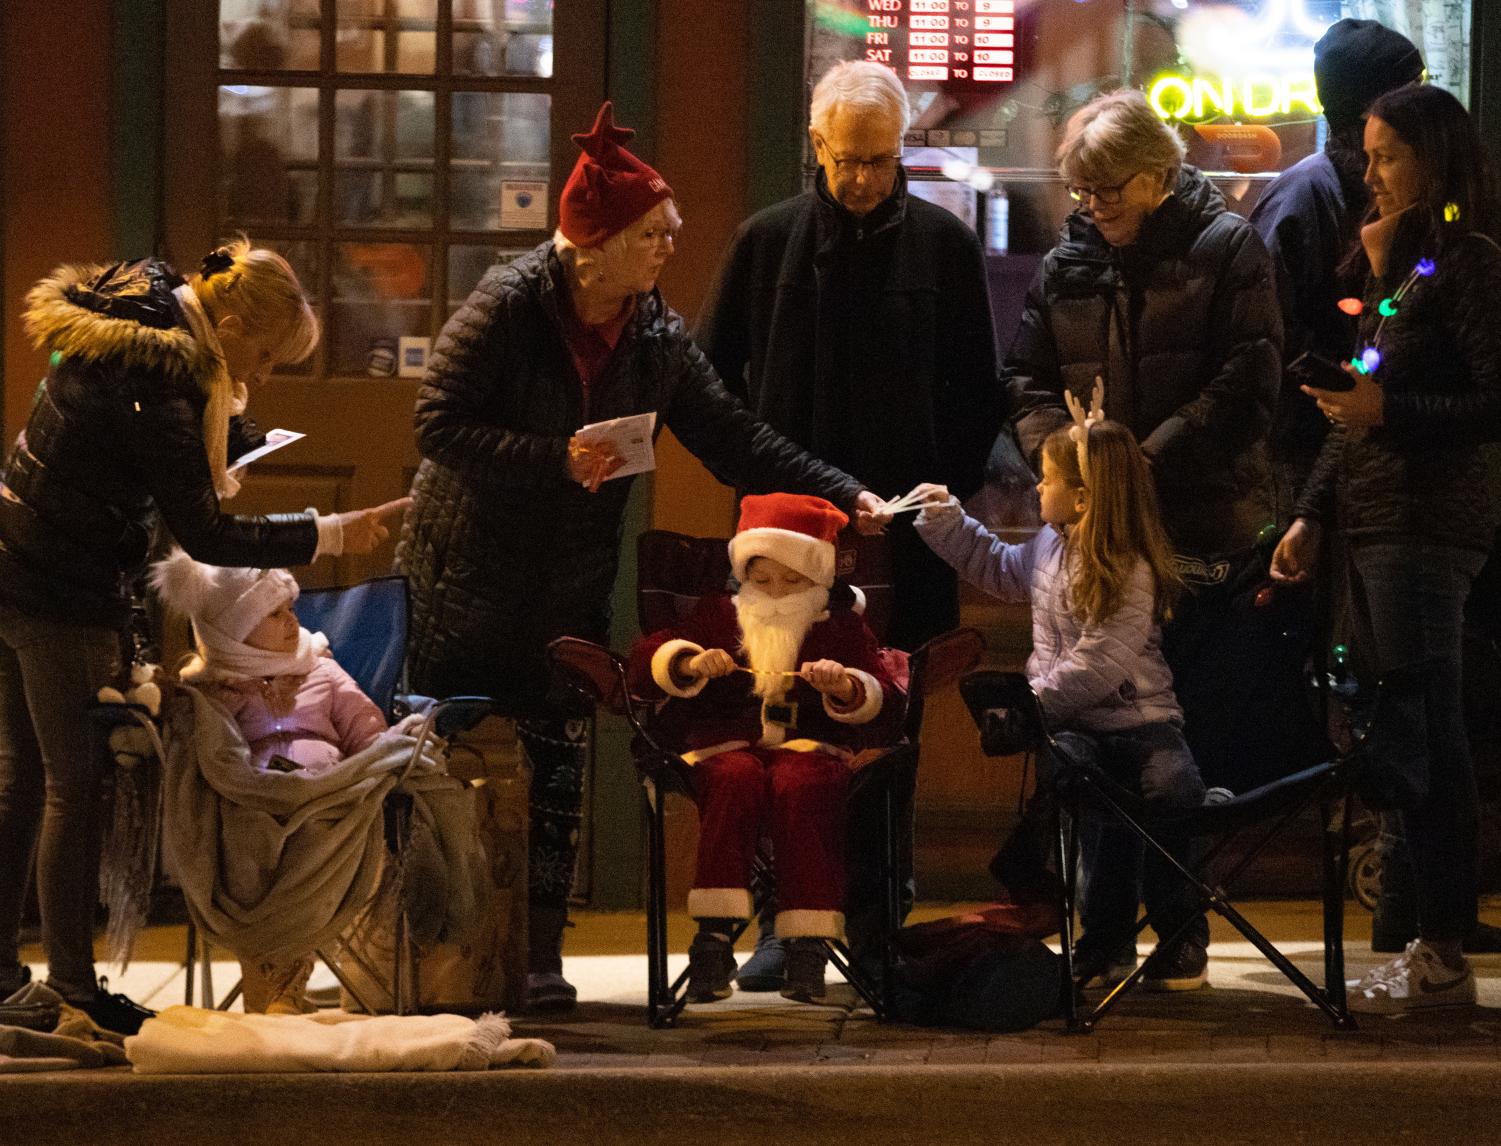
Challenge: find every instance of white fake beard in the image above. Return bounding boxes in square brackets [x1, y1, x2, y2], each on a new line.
[733, 583, 829, 699]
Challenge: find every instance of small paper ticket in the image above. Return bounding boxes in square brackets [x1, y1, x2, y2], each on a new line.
[573, 411, 657, 480]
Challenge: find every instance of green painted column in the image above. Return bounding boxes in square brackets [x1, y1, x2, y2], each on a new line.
[588, 0, 660, 910]
[746, 0, 808, 214]
[112, 0, 166, 257]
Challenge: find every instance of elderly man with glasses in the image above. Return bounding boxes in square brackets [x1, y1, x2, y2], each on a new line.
[699, 60, 1002, 655]
[697, 59, 1003, 992]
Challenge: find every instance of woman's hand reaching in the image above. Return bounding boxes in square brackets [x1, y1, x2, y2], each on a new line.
[336, 498, 413, 555]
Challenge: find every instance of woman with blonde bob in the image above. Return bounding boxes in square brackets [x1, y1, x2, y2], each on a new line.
[911, 402, 1211, 993]
[1008, 88, 1281, 559]
[0, 236, 406, 1033]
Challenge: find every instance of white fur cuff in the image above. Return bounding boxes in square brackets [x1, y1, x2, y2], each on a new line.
[652, 639, 708, 697]
[775, 909, 844, 940]
[824, 668, 882, 724]
[687, 887, 753, 920]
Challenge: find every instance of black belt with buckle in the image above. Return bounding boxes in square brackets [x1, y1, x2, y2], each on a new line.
[762, 700, 799, 730]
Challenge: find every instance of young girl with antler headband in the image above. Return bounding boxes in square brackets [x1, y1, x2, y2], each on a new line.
[907, 381, 1213, 994]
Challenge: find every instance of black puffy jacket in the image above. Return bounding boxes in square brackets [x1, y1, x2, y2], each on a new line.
[0, 260, 318, 629]
[1009, 166, 1282, 556]
[1296, 232, 1501, 553]
[396, 242, 864, 701]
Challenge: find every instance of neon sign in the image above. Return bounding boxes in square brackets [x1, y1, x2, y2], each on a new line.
[1149, 73, 1322, 121]
[1147, 0, 1329, 122]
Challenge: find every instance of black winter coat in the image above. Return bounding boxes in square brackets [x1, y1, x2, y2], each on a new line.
[1296, 232, 1501, 554]
[1009, 166, 1283, 556]
[696, 168, 1002, 502]
[0, 259, 318, 629]
[695, 169, 1002, 650]
[396, 242, 865, 701]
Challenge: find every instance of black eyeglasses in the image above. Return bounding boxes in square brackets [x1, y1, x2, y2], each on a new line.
[817, 138, 903, 176]
[1066, 179, 1133, 207]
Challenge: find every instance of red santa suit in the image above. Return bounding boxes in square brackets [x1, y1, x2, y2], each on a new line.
[627, 495, 901, 941]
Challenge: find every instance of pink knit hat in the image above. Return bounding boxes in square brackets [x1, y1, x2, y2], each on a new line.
[149, 550, 298, 642]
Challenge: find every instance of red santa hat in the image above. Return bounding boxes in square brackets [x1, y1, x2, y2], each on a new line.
[559, 102, 674, 248]
[728, 493, 848, 589]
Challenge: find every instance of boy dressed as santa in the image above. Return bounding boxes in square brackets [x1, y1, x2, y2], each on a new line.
[629, 493, 901, 1003]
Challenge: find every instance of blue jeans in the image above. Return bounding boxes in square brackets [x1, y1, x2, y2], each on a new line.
[1054, 722, 1209, 959]
[1348, 541, 1485, 941]
[0, 604, 123, 1000]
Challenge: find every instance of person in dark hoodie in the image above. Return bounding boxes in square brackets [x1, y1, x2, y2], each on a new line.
[1249, 18, 1425, 517]
[0, 238, 407, 1034]
[1009, 88, 1282, 560]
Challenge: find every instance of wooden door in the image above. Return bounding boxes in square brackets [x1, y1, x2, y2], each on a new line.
[162, 0, 606, 587]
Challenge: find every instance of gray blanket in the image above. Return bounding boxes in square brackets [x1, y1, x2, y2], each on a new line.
[160, 685, 486, 966]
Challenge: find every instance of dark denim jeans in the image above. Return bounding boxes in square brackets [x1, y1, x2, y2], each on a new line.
[1348, 541, 1485, 941]
[1054, 722, 1209, 959]
[0, 604, 123, 1000]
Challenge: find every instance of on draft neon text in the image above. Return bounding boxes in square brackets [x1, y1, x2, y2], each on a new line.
[1148, 72, 1322, 121]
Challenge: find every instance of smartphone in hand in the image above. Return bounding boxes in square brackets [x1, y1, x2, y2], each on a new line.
[1289, 351, 1357, 392]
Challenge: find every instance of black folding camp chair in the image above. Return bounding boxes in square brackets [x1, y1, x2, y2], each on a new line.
[959, 669, 1359, 1033]
[548, 528, 983, 1027]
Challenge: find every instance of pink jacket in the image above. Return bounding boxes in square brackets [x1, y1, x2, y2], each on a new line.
[201, 657, 387, 775]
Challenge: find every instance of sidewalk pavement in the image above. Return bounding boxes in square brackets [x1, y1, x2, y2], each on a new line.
[4, 900, 1500, 1145]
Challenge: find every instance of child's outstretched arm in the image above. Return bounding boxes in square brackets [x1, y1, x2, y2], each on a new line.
[910, 484, 1034, 603]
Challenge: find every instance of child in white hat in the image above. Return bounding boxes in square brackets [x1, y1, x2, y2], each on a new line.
[151, 550, 388, 1011]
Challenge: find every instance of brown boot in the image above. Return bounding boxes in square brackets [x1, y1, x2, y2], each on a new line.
[264, 958, 315, 1015]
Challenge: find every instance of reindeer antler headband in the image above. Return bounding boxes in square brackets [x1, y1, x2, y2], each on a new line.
[1064, 376, 1105, 484]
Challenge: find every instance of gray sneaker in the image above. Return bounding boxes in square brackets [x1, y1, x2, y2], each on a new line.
[1347, 940, 1476, 1014]
[779, 938, 829, 1002]
[687, 933, 737, 1003]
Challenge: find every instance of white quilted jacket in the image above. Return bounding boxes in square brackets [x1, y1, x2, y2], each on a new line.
[916, 504, 1183, 732]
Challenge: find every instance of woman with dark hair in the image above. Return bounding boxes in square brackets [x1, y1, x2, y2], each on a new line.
[1272, 82, 1501, 1013]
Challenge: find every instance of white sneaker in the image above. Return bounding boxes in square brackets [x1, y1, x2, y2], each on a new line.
[1346, 939, 1476, 1014]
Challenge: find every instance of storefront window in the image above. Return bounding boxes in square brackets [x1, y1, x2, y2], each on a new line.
[806, 0, 1473, 254]
[215, 0, 560, 379]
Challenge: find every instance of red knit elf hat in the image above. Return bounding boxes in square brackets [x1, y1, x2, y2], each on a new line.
[728, 493, 849, 588]
[558, 102, 674, 247]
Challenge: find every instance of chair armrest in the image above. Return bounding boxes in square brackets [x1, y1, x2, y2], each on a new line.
[547, 636, 642, 720]
[908, 627, 986, 698]
[959, 669, 1049, 757]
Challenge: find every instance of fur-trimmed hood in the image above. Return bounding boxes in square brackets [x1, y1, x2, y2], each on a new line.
[24, 258, 216, 386]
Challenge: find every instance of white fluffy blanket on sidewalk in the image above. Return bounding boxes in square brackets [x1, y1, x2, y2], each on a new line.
[125, 1007, 555, 1073]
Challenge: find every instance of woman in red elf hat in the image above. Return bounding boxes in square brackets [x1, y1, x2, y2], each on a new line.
[397, 103, 885, 1012]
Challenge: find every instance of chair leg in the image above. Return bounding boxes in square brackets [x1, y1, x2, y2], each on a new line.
[1055, 800, 1085, 1033]
[199, 935, 215, 1009]
[184, 919, 196, 1007]
[880, 780, 897, 1019]
[1322, 793, 1356, 1028]
[645, 783, 684, 1028]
